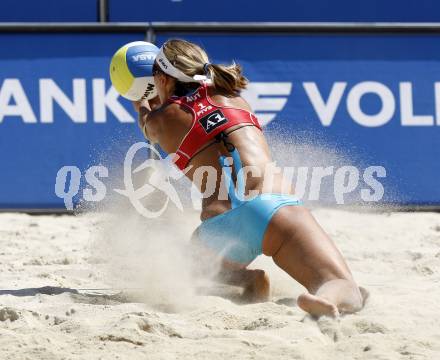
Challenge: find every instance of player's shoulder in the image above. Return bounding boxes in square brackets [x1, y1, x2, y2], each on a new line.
[149, 101, 193, 128]
[163, 97, 196, 117]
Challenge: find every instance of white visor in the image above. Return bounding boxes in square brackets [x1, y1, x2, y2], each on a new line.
[155, 46, 212, 84]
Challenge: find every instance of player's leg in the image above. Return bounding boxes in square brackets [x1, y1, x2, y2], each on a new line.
[190, 229, 270, 303]
[215, 260, 270, 303]
[262, 205, 367, 317]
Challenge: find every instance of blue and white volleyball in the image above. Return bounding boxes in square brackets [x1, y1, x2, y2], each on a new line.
[109, 41, 160, 101]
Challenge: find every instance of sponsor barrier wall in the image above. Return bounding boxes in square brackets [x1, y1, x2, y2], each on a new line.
[110, 0, 440, 22]
[0, 31, 439, 208]
[0, 0, 98, 22]
[2, 0, 439, 23]
[0, 33, 145, 208]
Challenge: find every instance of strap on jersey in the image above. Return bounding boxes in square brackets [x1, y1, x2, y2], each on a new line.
[217, 131, 246, 208]
[215, 131, 235, 152]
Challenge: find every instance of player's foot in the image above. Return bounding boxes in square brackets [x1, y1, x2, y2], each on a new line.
[242, 269, 270, 303]
[297, 293, 339, 318]
[298, 279, 367, 318]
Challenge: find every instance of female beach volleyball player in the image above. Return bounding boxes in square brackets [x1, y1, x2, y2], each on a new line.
[133, 39, 368, 317]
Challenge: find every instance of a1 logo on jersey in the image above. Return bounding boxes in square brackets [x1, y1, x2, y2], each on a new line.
[199, 109, 228, 133]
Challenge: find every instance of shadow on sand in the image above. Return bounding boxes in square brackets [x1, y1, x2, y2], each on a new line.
[0, 286, 298, 309]
[0, 286, 130, 305]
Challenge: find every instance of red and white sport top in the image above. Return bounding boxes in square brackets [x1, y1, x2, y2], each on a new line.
[167, 83, 262, 170]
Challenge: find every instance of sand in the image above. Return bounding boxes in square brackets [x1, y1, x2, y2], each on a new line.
[1, 208, 440, 360]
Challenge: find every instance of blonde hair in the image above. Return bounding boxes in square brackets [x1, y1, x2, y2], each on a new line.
[162, 39, 248, 95]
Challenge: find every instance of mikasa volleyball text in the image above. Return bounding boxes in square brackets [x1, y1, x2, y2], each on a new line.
[1, 79, 440, 126]
[131, 53, 156, 62]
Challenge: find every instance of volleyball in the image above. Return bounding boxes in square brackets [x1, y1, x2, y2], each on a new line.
[109, 41, 160, 101]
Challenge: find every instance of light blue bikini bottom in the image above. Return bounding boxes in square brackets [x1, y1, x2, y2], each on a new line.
[195, 149, 301, 264]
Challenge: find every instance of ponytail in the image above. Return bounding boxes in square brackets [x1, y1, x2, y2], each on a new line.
[205, 62, 248, 95]
[162, 39, 248, 96]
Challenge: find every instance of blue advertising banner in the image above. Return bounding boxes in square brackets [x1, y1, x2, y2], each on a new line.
[0, 33, 146, 208]
[0, 32, 439, 208]
[110, 0, 440, 22]
[0, 0, 98, 22]
[153, 34, 440, 206]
